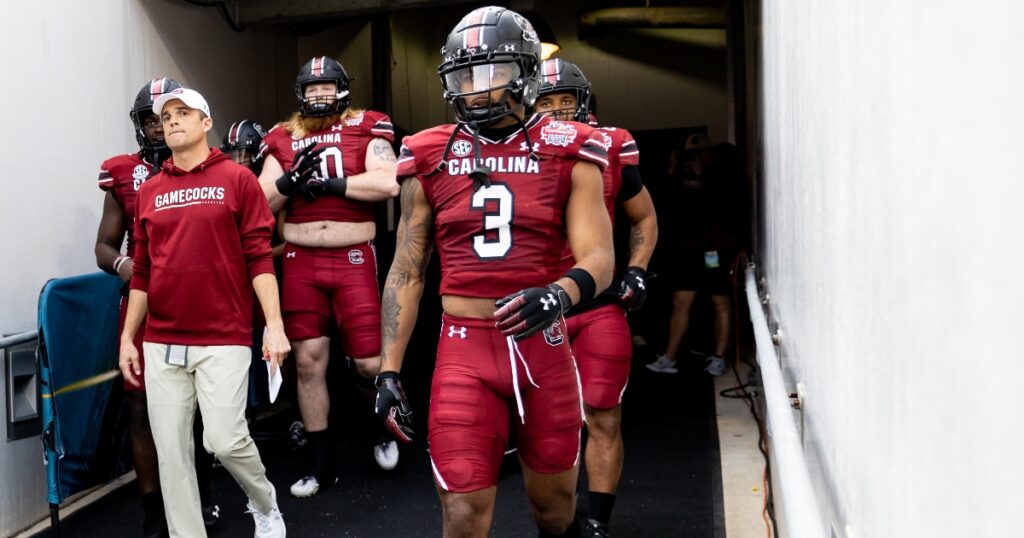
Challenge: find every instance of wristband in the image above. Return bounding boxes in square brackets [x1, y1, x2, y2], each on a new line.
[376, 370, 401, 385]
[113, 255, 130, 273]
[326, 177, 348, 197]
[275, 172, 296, 196]
[563, 268, 596, 305]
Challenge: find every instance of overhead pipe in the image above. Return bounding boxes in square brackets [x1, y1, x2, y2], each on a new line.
[579, 7, 727, 29]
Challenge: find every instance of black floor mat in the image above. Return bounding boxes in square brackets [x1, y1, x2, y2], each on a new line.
[35, 347, 721, 538]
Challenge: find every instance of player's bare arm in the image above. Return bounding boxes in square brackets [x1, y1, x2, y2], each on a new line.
[621, 186, 658, 269]
[380, 177, 434, 373]
[341, 138, 400, 202]
[95, 192, 131, 281]
[376, 178, 432, 443]
[557, 160, 614, 304]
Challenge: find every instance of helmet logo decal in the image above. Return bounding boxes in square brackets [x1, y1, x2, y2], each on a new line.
[513, 14, 539, 43]
[311, 56, 325, 77]
[540, 122, 578, 148]
[452, 139, 473, 157]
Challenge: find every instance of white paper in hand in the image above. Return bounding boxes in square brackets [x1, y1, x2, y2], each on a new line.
[267, 359, 282, 403]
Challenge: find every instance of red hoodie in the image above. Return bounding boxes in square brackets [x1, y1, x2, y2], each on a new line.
[131, 148, 275, 346]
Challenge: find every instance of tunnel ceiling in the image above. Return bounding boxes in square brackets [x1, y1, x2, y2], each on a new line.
[218, 0, 726, 29]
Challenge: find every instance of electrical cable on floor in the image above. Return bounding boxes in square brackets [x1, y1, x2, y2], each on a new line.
[723, 251, 778, 538]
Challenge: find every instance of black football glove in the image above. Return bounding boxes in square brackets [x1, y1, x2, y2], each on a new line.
[493, 284, 572, 341]
[617, 266, 648, 311]
[375, 371, 413, 444]
[274, 143, 325, 196]
[299, 176, 347, 202]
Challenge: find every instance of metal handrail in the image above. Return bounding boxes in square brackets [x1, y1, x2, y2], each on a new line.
[0, 330, 38, 349]
[745, 264, 826, 537]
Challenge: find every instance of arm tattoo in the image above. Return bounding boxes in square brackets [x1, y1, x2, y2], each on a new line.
[381, 288, 401, 341]
[381, 180, 433, 344]
[629, 227, 646, 255]
[372, 139, 398, 163]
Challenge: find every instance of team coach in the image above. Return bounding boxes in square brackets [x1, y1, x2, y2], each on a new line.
[119, 87, 288, 538]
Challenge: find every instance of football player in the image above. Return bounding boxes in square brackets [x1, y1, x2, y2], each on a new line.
[534, 59, 659, 538]
[376, 7, 614, 537]
[94, 77, 221, 535]
[221, 119, 268, 174]
[257, 57, 400, 497]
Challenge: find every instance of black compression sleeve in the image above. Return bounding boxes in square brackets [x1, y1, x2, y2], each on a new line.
[616, 165, 644, 202]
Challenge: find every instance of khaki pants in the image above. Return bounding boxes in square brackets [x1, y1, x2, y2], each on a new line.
[144, 342, 276, 538]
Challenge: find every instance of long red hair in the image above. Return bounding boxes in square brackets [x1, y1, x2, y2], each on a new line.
[278, 106, 365, 138]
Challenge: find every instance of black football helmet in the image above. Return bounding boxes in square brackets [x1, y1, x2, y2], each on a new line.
[537, 59, 591, 123]
[438, 6, 542, 126]
[220, 119, 267, 172]
[295, 56, 351, 116]
[130, 77, 182, 161]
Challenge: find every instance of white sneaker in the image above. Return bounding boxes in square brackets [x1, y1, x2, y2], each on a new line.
[374, 439, 399, 471]
[247, 501, 285, 538]
[645, 354, 678, 374]
[704, 355, 727, 376]
[289, 475, 324, 498]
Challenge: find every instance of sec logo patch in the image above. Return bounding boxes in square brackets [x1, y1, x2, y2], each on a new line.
[452, 139, 473, 157]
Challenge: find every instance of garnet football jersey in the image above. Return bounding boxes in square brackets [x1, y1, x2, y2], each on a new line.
[557, 125, 641, 273]
[397, 114, 608, 298]
[259, 110, 395, 224]
[97, 153, 159, 257]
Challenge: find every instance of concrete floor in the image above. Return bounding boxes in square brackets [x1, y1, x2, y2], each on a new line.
[714, 361, 769, 538]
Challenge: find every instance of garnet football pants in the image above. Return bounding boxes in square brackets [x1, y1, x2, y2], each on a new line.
[565, 304, 633, 409]
[428, 314, 584, 493]
[280, 242, 381, 358]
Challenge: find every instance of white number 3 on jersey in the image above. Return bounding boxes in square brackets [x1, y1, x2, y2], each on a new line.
[470, 184, 513, 259]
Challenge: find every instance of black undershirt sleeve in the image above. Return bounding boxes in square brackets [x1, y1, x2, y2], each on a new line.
[617, 165, 644, 202]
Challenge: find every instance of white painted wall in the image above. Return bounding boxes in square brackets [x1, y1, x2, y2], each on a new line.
[760, 1, 1024, 536]
[0, 1, 293, 535]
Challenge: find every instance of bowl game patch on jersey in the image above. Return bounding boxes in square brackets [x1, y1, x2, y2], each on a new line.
[540, 121, 578, 147]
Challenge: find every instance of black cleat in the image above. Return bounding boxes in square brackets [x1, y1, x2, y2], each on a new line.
[142, 515, 169, 538]
[583, 518, 609, 538]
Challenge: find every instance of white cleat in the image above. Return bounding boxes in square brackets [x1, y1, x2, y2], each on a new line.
[248, 501, 285, 538]
[704, 355, 727, 376]
[374, 439, 399, 471]
[289, 475, 327, 498]
[645, 354, 678, 374]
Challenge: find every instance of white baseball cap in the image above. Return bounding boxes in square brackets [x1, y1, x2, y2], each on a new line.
[153, 87, 212, 118]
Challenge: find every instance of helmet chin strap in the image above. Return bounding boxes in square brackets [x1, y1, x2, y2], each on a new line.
[141, 144, 171, 169]
[437, 88, 539, 192]
[467, 126, 492, 192]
